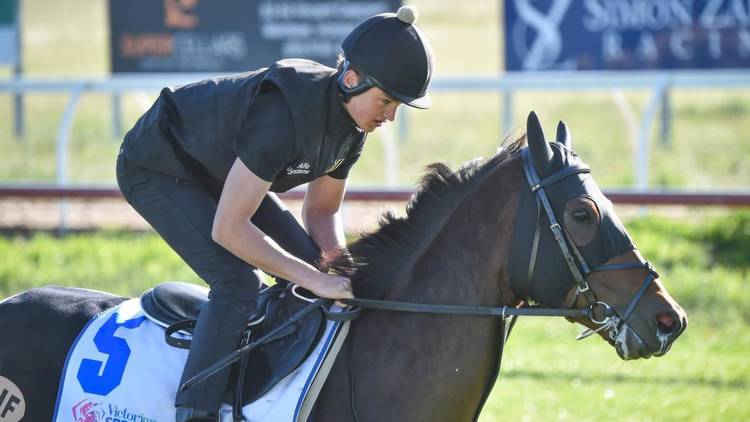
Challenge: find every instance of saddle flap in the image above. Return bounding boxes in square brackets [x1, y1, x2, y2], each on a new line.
[229, 288, 326, 406]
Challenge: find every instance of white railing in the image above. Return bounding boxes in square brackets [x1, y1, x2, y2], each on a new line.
[2, 70, 750, 229]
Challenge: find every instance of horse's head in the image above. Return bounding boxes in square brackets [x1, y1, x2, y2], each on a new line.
[509, 111, 687, 360]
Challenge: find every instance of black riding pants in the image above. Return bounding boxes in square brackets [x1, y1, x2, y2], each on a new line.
[116, 154, 321, 413]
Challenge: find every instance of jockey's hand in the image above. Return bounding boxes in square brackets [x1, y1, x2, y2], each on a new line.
[307, 272, 354, 301]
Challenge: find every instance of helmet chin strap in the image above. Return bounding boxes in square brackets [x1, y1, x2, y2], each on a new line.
[337, 59, 374, 102]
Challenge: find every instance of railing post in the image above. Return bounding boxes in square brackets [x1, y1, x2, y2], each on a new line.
[502, 89, 514, 139]
[635, 80, 669, 192]
[56, 83, 86, 234]
[659, 87, 671, 147]
[383, 122, 399, 187]
[397, 105, 408, 145]
[13, 0, 23, 139]
[112, 91, 123, 139]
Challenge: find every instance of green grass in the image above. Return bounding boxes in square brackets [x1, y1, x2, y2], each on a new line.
[0, 230, 201, 296]
[482, 317, 749, 421]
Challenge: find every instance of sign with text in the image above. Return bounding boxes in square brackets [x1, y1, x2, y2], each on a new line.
[0, 0, 17, 65]
[109, 0, 401, 73]
[505, 0, 750, 71]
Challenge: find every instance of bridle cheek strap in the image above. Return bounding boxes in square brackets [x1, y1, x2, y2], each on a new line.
[521, 148, 659, 329]
[522, 149, 596, 306]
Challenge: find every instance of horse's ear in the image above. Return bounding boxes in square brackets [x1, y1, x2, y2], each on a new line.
[527, 111, 554, 176]
[556, 121, 572, 148]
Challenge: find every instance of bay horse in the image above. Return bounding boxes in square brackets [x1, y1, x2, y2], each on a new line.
[0, 112, 686, 421]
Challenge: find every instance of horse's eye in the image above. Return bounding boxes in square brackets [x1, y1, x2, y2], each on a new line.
[573, 209, 592, 223]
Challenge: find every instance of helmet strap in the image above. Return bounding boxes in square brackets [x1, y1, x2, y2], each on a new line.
[337, 59, 374, 102]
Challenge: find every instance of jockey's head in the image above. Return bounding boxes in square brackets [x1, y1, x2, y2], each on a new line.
[337, 5, 434, 110]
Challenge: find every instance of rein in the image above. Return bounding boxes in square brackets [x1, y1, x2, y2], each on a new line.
[340, 297, 599, 319]
[338, 148, 657, 328]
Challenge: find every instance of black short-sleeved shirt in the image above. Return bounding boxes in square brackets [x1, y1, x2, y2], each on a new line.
[120, 59, 366, 193]
[236, 78, 365, 193]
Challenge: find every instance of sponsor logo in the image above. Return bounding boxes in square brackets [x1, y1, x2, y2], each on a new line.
[71, 400, 158, 422]
[164, 0, 199, 30]
[0, 376, 25, 422]
[286, 162, 311, 175]
[72, 400, 104, 422]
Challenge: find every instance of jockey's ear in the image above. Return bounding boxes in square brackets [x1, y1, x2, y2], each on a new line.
[341, 69, 361, 89]
[527, 111, 554, 176]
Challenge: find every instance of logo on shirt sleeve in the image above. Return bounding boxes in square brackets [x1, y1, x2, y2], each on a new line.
[286, 162, 311, 175]
[324, 158, 346, 174]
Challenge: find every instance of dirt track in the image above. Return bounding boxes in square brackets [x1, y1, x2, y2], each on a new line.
[0, 198, 406, 233]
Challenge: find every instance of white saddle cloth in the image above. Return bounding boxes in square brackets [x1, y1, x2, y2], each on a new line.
[53, 298, 345, 422]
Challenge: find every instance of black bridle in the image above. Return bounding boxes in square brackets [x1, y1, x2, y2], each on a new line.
[518, 147, 658, 336]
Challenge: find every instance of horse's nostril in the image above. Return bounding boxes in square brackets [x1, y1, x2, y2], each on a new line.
[656, 311, 679, 335]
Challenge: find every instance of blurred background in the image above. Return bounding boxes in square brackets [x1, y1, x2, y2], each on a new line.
[0, 0, 748, 420]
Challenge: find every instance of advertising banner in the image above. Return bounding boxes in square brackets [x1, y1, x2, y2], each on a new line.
[109, 0, 401, 73]
[505, 0, 750, 71]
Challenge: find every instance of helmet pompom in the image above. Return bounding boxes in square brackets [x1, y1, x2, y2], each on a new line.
[397, 5, 418, 25]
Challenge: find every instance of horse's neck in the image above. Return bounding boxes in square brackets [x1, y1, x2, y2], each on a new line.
[341, 158, 523, 421]
[393, 157, 522, 306]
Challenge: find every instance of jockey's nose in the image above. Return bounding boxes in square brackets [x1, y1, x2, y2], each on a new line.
[385, 105, 397, 122]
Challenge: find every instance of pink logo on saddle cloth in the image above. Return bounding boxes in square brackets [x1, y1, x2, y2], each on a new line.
[72, 399, 104, 422]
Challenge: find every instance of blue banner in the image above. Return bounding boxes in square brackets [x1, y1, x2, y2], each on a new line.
[109, 0, 401, 73]
[505, 0, 750, 71]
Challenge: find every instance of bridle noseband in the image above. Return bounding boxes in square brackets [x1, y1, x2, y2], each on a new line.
[520, 147, 658, 338]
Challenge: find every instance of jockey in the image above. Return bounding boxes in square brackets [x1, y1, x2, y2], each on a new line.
[115, 5, 433, 421]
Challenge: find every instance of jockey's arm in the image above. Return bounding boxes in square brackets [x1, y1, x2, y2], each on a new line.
[302, 175, 348, 257]
[212, 158, 352, 299]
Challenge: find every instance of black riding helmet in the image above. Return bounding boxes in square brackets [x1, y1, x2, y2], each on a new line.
[338, 5, 434, 109]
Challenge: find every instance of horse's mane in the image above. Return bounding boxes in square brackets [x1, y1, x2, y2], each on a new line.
[327, 135, 527, 298]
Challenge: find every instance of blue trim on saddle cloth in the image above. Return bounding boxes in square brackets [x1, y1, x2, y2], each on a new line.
[53, 298, 189, 422]
[52, 309, 102, 421]
[293, 318, 343, 420]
